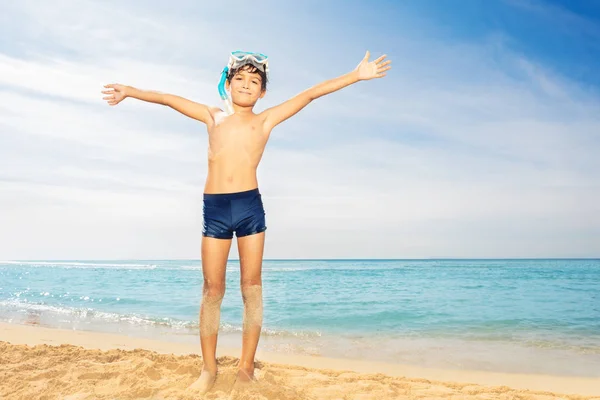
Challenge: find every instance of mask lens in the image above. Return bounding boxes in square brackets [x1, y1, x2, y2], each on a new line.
[231, 51, 267, 63]
[230, 52, 247, 60]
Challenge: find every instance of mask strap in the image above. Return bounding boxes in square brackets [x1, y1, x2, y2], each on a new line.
[218, 66, 233, 115]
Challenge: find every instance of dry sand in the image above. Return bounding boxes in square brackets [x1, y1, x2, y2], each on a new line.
[1, 322, 599, 400]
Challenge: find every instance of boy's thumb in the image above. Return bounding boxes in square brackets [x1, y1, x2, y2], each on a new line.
[364, 50, 370, 61]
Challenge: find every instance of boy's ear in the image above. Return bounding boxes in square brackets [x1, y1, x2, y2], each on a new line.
[259, 89, 266, 99]
[225, 80, 230, 90]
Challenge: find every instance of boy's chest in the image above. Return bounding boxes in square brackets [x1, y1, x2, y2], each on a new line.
[210, 115, 265, 139]
[209, 120, 268, 150]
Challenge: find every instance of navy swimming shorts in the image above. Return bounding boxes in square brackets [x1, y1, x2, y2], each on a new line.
[202, 188, 267, 239]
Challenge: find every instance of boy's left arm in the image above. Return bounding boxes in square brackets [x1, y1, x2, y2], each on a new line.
[262, 51, 391, 132]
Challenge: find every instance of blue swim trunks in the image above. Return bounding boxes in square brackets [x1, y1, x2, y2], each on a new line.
[202, 188, 267, 239]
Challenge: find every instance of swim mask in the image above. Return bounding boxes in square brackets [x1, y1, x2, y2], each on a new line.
[228, 51, 269, 74]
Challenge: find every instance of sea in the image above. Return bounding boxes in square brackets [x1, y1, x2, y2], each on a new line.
[1, 259, 599, 377]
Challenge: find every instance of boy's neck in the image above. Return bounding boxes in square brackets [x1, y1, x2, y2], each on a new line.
[232, 105, 255, 116]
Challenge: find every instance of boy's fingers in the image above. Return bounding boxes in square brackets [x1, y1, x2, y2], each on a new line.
[374, 54, 387, 64]
[101, 90, 113, 94]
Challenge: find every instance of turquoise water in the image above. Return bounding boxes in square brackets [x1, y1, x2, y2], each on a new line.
[1, 259, 599, 376]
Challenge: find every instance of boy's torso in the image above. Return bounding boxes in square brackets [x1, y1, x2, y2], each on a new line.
[203, 108, 271, 194]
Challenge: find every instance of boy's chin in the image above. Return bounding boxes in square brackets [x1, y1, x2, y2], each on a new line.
[233, 99, 259, 107]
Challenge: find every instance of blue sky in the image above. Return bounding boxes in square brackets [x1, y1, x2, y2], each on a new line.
[0, 0, 599, 259]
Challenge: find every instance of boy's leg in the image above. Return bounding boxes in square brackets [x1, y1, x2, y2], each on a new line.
[189, 235, 231, 393]
[236, 231, 265, 382]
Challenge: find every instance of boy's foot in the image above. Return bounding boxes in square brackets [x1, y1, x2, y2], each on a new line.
[237, 368, 256, 382]
[189, 368, 217, 394]
[233, 368, 257, 388]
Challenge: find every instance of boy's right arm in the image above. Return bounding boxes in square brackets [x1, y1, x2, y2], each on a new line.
[102, 84, 212, 125]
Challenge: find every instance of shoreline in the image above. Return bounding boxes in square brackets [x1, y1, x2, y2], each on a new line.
[2, 322, 600, 398]
[4, 306, 599, 378]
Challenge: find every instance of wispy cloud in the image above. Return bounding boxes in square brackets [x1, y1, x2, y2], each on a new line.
[1, 0, 599, 259]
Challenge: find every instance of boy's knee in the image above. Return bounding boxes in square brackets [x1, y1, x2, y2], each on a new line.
[240, 281, 262, 301]
[240, 277, 261, 287]
[200, 282, 225, 337]
[203, 280, 225, 300]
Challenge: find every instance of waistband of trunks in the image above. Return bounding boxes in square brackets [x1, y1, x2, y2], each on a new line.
[203, 188, 260, 201]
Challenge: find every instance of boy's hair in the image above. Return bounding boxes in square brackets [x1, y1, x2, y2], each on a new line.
[227, 64, 268, 91]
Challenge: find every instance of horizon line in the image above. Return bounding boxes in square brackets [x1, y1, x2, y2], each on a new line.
[2, 257, 599, 262]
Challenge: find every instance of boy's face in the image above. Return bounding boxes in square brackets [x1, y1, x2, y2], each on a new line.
[226, 67, 265, 107]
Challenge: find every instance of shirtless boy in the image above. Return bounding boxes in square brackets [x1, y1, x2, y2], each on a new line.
[101, 50, 391, 393]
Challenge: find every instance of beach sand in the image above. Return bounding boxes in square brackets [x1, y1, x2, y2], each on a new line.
[1, 323, 599, 400]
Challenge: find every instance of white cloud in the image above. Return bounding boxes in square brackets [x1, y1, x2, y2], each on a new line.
[1, 0, 599, 259]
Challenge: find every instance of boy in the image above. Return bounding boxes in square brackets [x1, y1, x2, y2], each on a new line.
[101, 50, 391, 393]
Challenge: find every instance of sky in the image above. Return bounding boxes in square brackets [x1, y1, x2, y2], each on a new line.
[1, 0, 599, 259]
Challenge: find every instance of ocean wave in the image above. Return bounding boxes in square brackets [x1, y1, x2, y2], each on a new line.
[2, 300, 598, 355]
[1, 260, 416, 273]
[0, 299, 191, 326]
[0, 261, 157, 270]
[219, 322, 322, 338]
[0, 299, 323, 339]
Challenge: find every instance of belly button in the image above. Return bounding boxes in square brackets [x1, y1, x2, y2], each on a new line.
[227, 176, 233, 182]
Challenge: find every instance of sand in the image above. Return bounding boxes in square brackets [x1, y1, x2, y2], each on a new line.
[1, 323, 599, 400]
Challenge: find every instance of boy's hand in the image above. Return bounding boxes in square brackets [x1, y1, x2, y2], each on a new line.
[355, 51, 391, 80]
[102, 83, 128, 106]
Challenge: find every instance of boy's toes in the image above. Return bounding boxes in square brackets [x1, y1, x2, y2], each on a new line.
[189, 369, 217, 394]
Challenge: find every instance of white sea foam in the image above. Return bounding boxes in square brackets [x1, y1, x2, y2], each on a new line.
[0, 261, 157, 269]
[0, 299, 324, 339]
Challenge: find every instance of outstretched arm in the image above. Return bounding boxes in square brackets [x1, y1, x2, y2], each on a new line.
[101, 84, 212, 125]
[262, 51, 391, 131]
